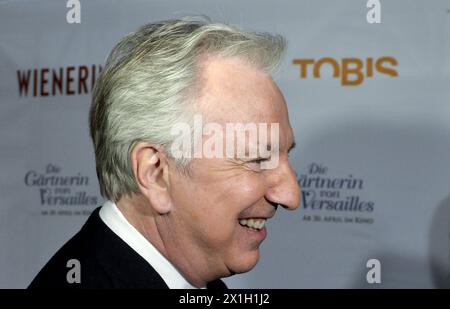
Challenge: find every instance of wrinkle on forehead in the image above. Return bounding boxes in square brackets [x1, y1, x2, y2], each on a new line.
[194, 55, 288, 125]
[190, 54, 295, 155]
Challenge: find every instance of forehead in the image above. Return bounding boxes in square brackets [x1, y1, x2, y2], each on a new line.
[195, 55, 289, 125]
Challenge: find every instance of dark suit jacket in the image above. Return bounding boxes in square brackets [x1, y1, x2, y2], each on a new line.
[29, 207, 227, 289]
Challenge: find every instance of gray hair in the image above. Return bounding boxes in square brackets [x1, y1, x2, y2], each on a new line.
[89, 16, 286, 202]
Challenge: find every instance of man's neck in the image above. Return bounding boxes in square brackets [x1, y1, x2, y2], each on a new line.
[115, 195, 211, 288]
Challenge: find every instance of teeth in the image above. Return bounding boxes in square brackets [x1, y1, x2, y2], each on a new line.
[257, 220, 266, 229]
[239, 218, 266, 230]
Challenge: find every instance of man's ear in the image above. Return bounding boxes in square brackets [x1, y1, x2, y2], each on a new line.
[130, 142, 172, 215]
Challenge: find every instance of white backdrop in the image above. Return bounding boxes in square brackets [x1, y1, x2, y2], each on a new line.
[0, 0, 449, 288]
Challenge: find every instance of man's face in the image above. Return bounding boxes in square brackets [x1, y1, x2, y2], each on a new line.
[164, 56, 300, 282]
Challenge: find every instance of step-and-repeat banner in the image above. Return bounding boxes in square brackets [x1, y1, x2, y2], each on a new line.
[1, 0, 449, 288]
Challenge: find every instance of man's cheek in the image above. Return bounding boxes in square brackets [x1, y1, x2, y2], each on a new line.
[210, 219, 241, 250]
[232, 177, 263, 198]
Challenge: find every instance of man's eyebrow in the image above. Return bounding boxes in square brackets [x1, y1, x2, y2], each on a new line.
[288, 141, 296, 153]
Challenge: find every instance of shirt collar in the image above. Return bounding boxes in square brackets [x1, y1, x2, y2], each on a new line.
[99, 200, 201, 289]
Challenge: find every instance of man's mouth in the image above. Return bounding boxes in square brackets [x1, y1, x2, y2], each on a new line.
[238, 218, 266, 231]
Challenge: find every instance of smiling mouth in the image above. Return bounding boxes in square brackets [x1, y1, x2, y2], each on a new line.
[238, 218, 266, 231]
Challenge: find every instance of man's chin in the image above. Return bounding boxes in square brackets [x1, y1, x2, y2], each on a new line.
[228, 250, 260, 274]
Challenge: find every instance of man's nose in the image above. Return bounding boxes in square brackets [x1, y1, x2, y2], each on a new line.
[265, 159, 301, 210]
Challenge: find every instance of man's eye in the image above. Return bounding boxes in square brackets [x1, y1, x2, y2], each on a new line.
[248, 157, 270, 164]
